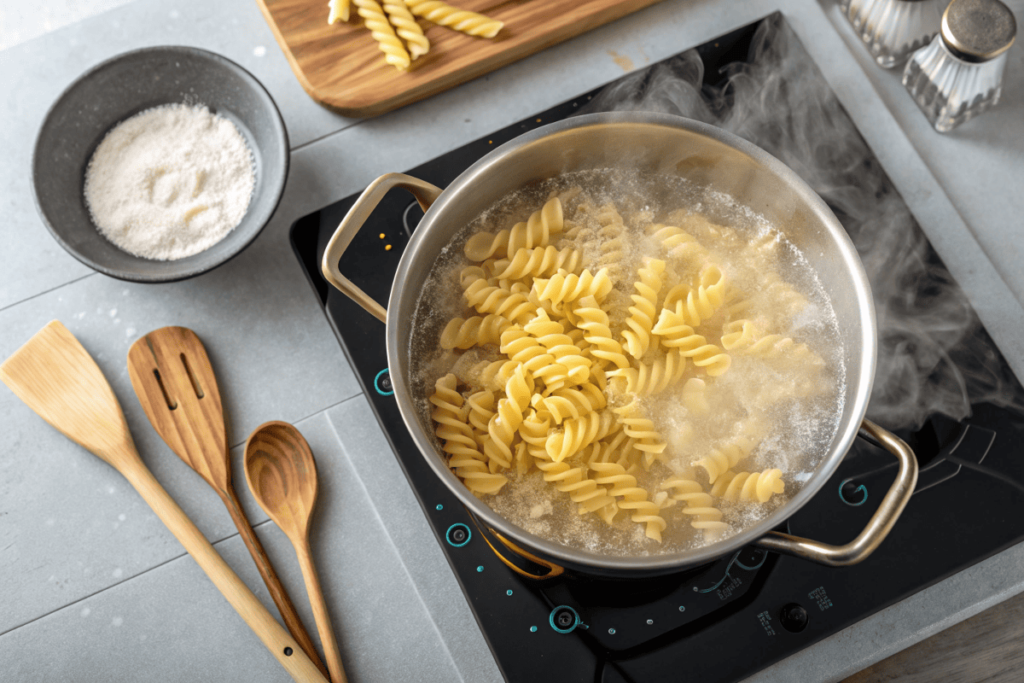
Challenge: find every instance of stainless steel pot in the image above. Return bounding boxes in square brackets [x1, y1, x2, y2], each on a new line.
[321, 112, 918, 577]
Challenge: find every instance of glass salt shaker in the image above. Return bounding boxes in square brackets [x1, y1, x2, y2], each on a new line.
[903, 0, 1016, 132]
[844, 0, 944, 68]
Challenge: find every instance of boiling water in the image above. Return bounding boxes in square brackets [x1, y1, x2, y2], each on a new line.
[410, 169, 846, 557]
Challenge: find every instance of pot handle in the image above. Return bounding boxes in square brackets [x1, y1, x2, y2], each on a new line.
[753, 419, 918, 566]
[321, 173, 443, 323]
[480, 527, 565, 580]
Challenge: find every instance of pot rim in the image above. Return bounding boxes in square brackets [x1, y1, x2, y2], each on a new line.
[387, 111, 877, 574]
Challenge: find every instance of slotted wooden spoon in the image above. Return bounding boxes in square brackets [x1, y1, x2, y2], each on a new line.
[0, 321, 327, 683]
[126, 326, 329, 680]
[245, 421, 348, 683]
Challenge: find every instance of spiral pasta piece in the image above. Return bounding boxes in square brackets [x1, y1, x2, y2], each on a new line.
[509, 197, 563, 256]
[660, 475, 704, 504]
[463, 231, 509, 263]
[503, 363, 535, 413]
[653, 313, 731, 377]
[612, 400, 667, 468]
[464, 198, 563, 261]
[430, 375, 507, 494]
[493, 246, 582, 281]
[440, 314, 511, 349]
[458, 265, 486, 289]
[591, 203, 627, 279]
[666, 264, 727, 327]
[429, 375, 475, 458]
[549, 344, 590, 389]
[545, 410, 616, 462]
[463, 278, 537, 323]
[694, 433, 762, 483]
[482, 365, 531, 470]
[404, 0, 504, 38]
[590, 462, 667, 541]
[646, 223, 710, 263]
[570, 295, 629, 370]
[536, 460, 619, 524]
[354, 0, 411, 70]
[499, 326, 556, 381]
[581, 429, 633, 467]
[721, 320, 824, 367]
[518, 409, 551, 461]
[465, 390, 495, 433]
[523, 309, 591, 388]
[532, 268, 613, 308]
[534, 384, 606, 424]
[659, 475, 730, 532]
[608, 349, 685, 396]
[382, 0, 429, 59]
[621, 258, 666, 359]
[710, 469, 785, 503]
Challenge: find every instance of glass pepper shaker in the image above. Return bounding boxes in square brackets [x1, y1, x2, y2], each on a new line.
[844, 0, 944, 68]
[903, 0, 1017, 132]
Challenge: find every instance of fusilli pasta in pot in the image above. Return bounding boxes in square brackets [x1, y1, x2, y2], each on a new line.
[422, 182, 840, 551]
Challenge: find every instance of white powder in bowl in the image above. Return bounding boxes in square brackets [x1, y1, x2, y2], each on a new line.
[84, 104, 255, 261]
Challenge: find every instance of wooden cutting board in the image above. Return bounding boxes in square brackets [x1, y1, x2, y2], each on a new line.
[256, 0, 666, 117]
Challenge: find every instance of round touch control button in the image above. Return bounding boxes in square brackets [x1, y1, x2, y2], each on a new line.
[779, 603, 809, 632]
[839, 479, 868, 507]
[549, 605, 580, 634]
[374, 369, 394, 396]
[445, 523, 471, 547]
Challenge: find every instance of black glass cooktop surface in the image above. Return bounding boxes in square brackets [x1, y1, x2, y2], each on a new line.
[290, 14, 1024, 683]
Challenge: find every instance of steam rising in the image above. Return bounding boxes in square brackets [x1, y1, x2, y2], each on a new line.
[580, 17, 1023, 430]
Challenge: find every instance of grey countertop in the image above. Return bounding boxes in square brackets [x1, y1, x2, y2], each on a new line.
[1, 0, 1022, 681]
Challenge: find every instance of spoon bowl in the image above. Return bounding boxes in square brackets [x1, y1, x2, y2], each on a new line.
[245, 421, 319, 539]
[245, 421, 348, 683]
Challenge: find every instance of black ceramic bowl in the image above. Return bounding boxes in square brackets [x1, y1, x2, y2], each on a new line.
[32, 46, 289, 282]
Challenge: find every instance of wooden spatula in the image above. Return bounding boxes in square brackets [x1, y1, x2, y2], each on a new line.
[126, 326, 329, 680]
[0, 321, 327, 683]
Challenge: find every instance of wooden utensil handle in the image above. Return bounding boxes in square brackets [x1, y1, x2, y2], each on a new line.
[221, 486, 330, 679]
[296, 540, 348, 683]
[123, 464, 329, 683]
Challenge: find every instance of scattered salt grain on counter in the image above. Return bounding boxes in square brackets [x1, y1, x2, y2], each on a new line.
[84, 104, 254, 261]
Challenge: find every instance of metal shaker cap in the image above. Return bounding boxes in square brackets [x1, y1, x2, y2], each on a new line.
[941, 0, 1017, 61]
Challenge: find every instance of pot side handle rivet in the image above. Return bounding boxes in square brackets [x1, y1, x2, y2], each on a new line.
[374, 368, 394, 396]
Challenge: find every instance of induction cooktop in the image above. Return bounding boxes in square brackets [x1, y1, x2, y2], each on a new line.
[289, 14, 1024, 682]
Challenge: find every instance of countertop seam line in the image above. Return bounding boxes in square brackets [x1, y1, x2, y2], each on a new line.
[0, 519, 281, 640]
[224, 391, 364, 449]
[291, 120, 366, 154]
[0, 272, 96, 316]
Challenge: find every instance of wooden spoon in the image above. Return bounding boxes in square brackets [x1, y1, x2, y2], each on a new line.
[245, 421, 348, 683]
[0, 321, 327, 683]
[126, 326, 329, 680]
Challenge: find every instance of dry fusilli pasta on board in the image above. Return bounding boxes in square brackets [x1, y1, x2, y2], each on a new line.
[329, 0, 504, 71]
